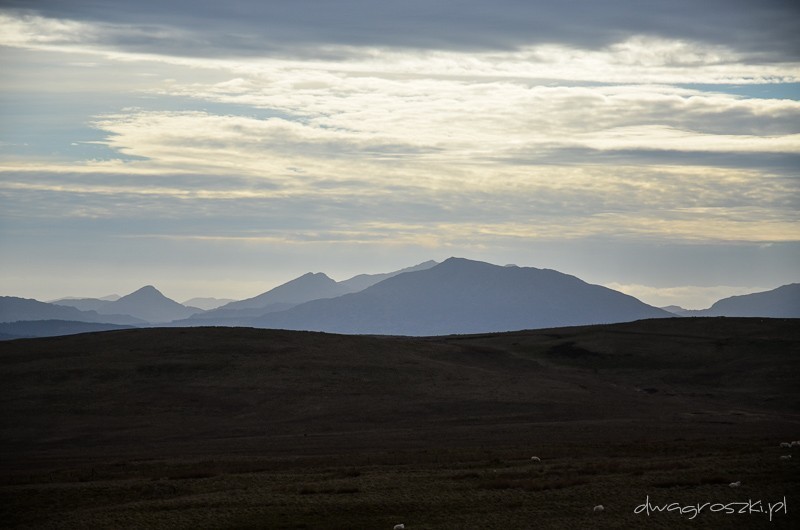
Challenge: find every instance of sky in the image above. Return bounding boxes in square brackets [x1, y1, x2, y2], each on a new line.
[0, 0, 798, 309]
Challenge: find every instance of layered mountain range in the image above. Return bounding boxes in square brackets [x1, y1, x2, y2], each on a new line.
[1, 258, 797, 339]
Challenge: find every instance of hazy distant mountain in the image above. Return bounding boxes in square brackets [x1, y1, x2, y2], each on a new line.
[52, 297, 113, 312]
[660, 305, 690, 316]
[220, 273, 347, 312]
[175, 302, 297, 327]
[181, 273, 348, 326]
[0, 320, 134, 340]
[338, 260, 438, 292]
[0, 296, 144, 326]
[181, 297, 236, 311]
[220, 261, 439, 312]
[252, 257, 673, 335]
[99, 286, 203, 323]
[184, 261, 440, 326]
[696, 283, 800, 317]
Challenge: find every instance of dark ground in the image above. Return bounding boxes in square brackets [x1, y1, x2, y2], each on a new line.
[1, 317, 798, 528]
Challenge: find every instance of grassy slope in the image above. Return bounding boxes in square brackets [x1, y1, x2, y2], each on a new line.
[1, 317, 798, 528]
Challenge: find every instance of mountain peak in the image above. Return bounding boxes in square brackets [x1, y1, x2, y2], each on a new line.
[134, 285, 161, 294]
[101, 285, 200, 323]
[120, 285, 167, 301]
[293, 272, 336, 285]
[299, 272, 331, 279]
[440, 256, 486, 267]
[217, 271, 343, 311]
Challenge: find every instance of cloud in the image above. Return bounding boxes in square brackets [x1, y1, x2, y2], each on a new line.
[4, 11, 799, 85]
[4, 1, 799, 61]
[2, 29, 797, 245]
[1, 3, 798, 303]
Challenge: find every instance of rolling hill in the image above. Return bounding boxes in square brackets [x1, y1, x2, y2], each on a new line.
[2, 317, 797, 461]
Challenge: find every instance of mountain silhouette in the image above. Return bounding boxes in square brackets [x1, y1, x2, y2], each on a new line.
[5, 264, 793, 334]
[99, 286, 203, 323]
[696, 283, 800, 317]
[220, 273, 347, 311]
[183, 261, 439, 325]
[337, 260, 438, 292]
[252, 257, 673, 335]
[220, 261, 439, 312]
[0, 296, 144, 326]
[182, 273, 349, 325]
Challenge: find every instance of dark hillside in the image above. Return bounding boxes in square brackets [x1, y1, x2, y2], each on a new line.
[1, 318, 798, 529]
[2, 318, 797, 462]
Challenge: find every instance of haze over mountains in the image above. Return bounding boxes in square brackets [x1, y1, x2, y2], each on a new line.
[181, 297, 236, 311]
[1, 258, 797, 339]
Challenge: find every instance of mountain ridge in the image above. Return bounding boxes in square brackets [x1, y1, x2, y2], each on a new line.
[217, 272, 345, 311]
[252, 257, 673, 335]
[701, 283, 799, 317]
[2, 260, 797, 335]
[183, 261, 440, 325]
[0, 296, 145, 326]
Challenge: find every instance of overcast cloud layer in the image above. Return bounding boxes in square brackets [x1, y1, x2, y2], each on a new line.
[1, 1, 798, 308]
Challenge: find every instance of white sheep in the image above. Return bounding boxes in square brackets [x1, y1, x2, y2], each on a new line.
[791, 441, 800, 447]
[530, 456, 541, 462]
[780, 442, 791, 448]
[729, 481, 741, 488]
[393, 524, 405, 530]
[780, 455, 792, 460]
[593, 505, 604, 512]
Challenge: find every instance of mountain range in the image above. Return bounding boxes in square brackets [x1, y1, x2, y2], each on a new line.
[0, 296, 145, 327]
[1, 258, 797, 339]
[186, 260, 439, 324]
[51, 286, 202, 322]
[252, 257, 672, 335]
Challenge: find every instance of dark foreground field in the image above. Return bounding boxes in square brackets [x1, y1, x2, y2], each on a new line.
[1, 317, 798, 528]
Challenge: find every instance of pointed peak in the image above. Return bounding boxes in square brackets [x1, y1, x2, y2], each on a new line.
[119, 285, 168, 301]
[133, 285, 162, 295]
